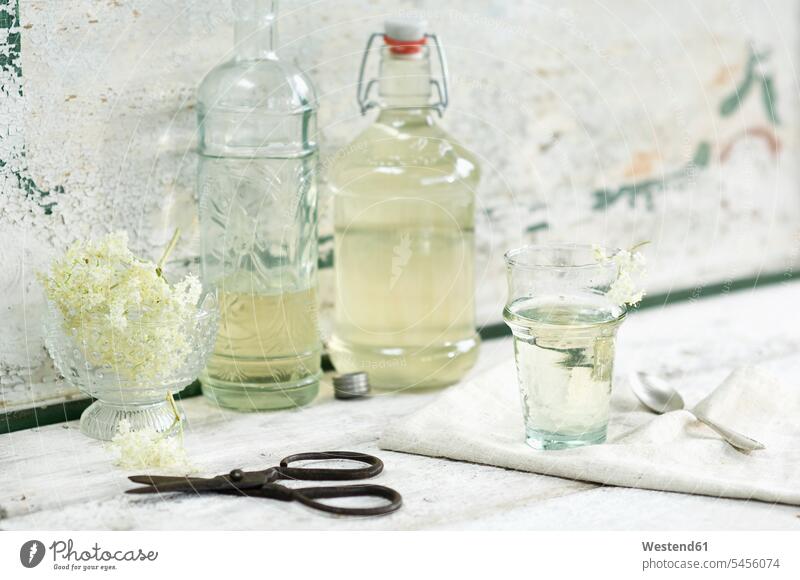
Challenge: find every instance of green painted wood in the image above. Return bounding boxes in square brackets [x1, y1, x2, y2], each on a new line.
[1, 270, 793, 434]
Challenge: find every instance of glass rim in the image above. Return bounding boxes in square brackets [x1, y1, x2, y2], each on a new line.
[504, 243, 618, 271]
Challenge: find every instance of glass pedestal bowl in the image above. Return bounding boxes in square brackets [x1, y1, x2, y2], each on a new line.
[43, 296, 219, 440]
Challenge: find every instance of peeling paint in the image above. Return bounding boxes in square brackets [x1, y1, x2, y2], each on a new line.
[592, 142, 712, 212]
[592, 47, 783, 214]
[0, 0, 64, 215]
[720, 48, 780, 124]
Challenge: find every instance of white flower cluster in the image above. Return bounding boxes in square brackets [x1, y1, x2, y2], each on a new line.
[39, 232, 202, 380]
[110, 419, 193, 471]
[593, 244, 647, 306]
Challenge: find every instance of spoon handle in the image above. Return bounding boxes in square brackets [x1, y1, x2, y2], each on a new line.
[692, 412, 765, 452]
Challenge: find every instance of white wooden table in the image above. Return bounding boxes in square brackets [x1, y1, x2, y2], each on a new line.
[2, 282, 800, 530]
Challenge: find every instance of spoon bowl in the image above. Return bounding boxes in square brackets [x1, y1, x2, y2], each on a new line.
[630, 372, 685, 414]
[629, 371, 765, 452]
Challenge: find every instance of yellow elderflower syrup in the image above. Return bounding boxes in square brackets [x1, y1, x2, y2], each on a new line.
[327, 18, 481, 391]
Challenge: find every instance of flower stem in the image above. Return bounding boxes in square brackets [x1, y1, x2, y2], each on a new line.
[165, 392, 183, 439]
[155, 228, 182, 279]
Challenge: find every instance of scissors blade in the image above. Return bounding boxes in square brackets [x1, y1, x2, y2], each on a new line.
[126, 475, 233, 494]
[128, 475, 197, 485]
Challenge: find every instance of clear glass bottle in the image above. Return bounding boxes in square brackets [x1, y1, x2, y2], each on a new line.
[327, 19, 481, 390]
[197, 0, 321, 410]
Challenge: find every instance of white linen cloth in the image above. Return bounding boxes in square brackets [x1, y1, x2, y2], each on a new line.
[379, 364, 800, 505]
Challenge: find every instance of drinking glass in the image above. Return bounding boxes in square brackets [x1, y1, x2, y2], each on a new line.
[503, 244, 626, 450]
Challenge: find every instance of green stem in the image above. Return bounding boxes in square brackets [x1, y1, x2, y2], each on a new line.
[155, 228, 181, 279]
[165, 392, 183, 439]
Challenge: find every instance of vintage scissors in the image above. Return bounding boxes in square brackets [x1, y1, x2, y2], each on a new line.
[125, 451, 402, 517]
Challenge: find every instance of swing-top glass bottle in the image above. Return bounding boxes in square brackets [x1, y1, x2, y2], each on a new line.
[327, 19, 481, 390]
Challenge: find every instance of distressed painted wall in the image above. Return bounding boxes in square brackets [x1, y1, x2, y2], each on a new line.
[1, 0, 798, 410]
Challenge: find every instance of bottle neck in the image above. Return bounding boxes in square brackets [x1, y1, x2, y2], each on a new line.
[234, 0, 278, 60]
[377, 48, 434, 113]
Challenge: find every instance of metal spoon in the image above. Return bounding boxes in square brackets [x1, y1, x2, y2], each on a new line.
[630, 371, 765, 452]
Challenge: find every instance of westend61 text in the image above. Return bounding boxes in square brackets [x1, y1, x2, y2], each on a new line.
[642, 541, 708, 552]
[49, 540, 158, 563]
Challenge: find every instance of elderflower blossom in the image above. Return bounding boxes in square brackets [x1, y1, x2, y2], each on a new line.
[593, 244, 647, 306]
[38, 232, 202, 380]
[109, 419, 193, 470]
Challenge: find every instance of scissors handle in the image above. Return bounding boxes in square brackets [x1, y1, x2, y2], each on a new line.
[278, 451, 384, 481]
[292, 484, 403, 516]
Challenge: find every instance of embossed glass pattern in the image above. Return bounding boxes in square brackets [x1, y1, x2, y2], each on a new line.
[43, 297, 219, 440]
[196, 0, 321, 410]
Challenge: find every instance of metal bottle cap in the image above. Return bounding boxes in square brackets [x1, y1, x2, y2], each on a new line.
[333, 372, 371, 400]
